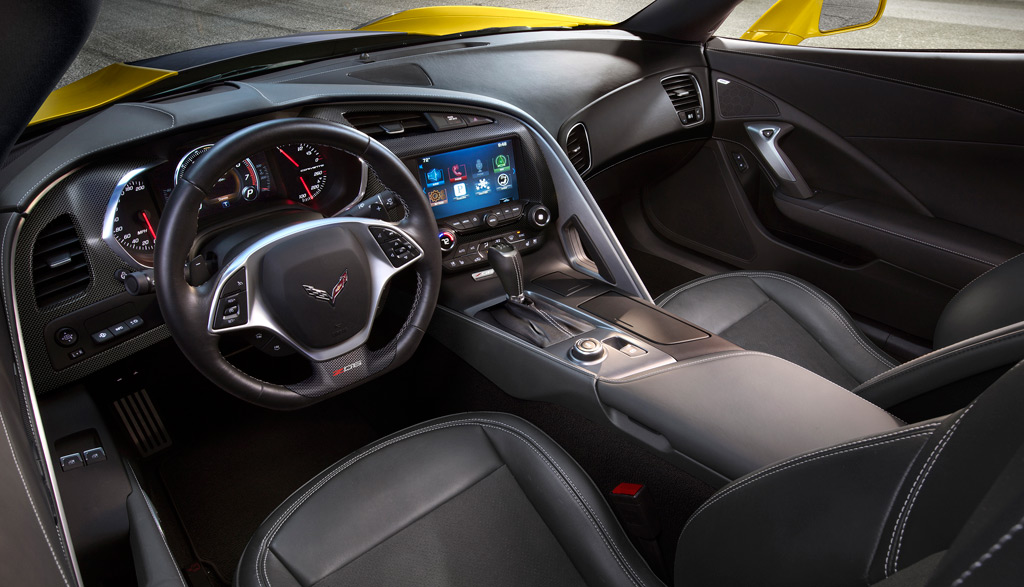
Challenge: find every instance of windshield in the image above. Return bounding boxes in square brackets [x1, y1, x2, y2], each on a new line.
[62, 0, 654, 87]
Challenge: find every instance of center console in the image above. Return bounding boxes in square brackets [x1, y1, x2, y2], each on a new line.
[382, 105, 905, 488]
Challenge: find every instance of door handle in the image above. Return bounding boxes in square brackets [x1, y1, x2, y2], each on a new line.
[745, 122, 813, 198]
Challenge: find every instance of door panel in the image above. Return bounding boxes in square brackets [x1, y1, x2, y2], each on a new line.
[636, 37, 1024, 344]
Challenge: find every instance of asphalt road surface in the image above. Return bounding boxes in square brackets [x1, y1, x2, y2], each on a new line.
[63, 0, 1024, 86]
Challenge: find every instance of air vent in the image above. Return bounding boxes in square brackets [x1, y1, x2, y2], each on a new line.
[32, 215, 90, 308]
[565, 123, 592, 175]
[345, 112, 433, 138]
[661, 74, 704, 127]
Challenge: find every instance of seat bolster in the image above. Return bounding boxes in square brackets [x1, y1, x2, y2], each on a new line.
[659, 272, 896, 385]
[934, 252, 1024, 348]
[675, 423, 939, 587]
[855, 321, 1024, 408]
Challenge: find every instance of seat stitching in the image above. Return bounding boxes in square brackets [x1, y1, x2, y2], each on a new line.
[855, 326, 1024, 392]
[951, 513, 1024, 586]
[886, 401, 978, 575]
[681, 426, 937, 538]
[0, 395, 71, 587]
[660, 272, 896, 369]
[255, 418, 647, 587]
[820, 209, 995, 266]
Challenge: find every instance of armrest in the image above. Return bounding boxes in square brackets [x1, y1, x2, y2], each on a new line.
[854, 321, 1024, 408]
[597, 352, 903, 481]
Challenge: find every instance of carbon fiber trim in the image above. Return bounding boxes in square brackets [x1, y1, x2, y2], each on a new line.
[14, 162, 171, 394]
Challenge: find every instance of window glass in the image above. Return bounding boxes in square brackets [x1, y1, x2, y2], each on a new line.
[716, 0, 1024, 49]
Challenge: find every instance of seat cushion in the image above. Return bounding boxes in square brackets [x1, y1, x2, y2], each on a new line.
[657, 272, 897, 389]
[236, 412, 662, 587]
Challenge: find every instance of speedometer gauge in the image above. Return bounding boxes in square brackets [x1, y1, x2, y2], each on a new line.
[104, 173, 161, 267]
[175, 145, 262, 204]
[275, 144, 328, 203]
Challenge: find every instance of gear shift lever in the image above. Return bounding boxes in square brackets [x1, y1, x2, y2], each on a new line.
[487, 242, 525, 303]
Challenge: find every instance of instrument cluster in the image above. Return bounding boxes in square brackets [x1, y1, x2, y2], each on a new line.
[103, 142, 366, 267]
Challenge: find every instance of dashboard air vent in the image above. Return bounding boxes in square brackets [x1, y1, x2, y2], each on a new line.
[565, 123, 591, 175]
[345, 112, 433, 138]
[32, 215, 90, 308]
[661, 74, 704, 126]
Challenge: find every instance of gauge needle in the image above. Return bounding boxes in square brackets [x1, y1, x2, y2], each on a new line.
[141, 211, 157, 241]
[277, 147, 300, 167]
[299, 177, 314, 200]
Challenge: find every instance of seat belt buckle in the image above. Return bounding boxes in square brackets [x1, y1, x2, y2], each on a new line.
[609, 482, 661, 540]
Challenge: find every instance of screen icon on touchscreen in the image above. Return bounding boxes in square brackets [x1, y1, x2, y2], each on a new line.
[449, 164, 467, 182]
[493, 154, 510, 173]
[453, 183, 468, 200]
[427, 188, 448, 207]
[424, 168, 444, 187]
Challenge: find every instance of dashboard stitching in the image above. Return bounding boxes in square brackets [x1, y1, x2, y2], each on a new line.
[681, 424, 940, 539]
[888, 400, 978, 575]
[820, 209, 995, 266]
[660, 271, 897, 370]
[712, 49, 1024, 116]
[17, 105, 177, 209]
[254, 418, 648, 587]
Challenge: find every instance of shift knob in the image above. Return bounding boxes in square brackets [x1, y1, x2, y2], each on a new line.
[487, 242, 525, 303]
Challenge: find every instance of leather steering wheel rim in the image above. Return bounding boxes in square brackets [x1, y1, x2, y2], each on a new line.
[155, 118, 441, 409]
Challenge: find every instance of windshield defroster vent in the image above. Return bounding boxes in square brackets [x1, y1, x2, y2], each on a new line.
[345, 112, 433, 138]
[565, 123, 591, 175]
[661, 74, 704, 127]
[32, 215, 90, 309]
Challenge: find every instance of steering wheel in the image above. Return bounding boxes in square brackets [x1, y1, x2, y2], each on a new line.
[155, 119, 441, 409]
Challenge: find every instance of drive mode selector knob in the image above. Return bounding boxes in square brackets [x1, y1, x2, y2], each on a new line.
[528, 204, 551, 228]
[570, 337, 606, 363]
[438, 228, 456, 253]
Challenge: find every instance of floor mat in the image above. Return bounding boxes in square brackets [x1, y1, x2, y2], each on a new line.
[157, 397, 379, 582]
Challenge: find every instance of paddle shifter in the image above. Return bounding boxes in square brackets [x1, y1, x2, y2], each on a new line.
[485, 242, 591, 347]
[487, 242, 526, 302]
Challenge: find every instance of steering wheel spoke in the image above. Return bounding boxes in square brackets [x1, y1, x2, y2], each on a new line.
[156, 118, 440, 409]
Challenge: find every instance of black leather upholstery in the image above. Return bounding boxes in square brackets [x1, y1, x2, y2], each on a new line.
[236, 412, 662, 587]
[656, 271, 897, 388]
[239, 363, 1024, 587]
[934, 253, 1024, 349]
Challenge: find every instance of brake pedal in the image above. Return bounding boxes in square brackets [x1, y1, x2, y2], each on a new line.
[113, 389, 172, 457]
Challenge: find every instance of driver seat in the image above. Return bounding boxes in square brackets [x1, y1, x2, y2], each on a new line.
[236, 361, 1024, 587]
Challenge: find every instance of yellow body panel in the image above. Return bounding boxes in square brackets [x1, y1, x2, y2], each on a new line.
[742, 0, 887, 45]
[358, 6, 612, 36]
[31, 64, 176, 126]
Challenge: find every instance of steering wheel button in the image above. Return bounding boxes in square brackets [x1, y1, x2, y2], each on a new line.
[91, 329, 114, 344]
[222, 268, 247, 297]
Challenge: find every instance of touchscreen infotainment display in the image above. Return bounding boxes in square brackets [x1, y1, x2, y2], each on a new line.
[414, 140, 520, 220]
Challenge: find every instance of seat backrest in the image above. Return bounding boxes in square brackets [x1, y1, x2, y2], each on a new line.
[675, 360, 1024, 587]
[934, 253, 1024, 349]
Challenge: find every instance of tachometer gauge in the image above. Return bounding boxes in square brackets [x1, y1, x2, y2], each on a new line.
[275, 144, 328, 203]
[104, 174, 160, 267]
[175, 145, 261, 204]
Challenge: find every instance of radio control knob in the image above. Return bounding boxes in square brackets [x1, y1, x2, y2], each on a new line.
[438, 229, 456, 253]
[528, 204, 551, 228]
[570, 337, 606, 363]
[483, 213, 501, 228]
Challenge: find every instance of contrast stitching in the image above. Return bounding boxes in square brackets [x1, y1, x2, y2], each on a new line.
[127, 465, 187, 587]
[660, 272, 896, 369]
[710, 48, 1024, 115]
[951, 514, 1024, 586]
[533, 304, 573, 337]
[0, 395, 71, 587]
[17, 104, 176, 208]
[856, 326, 1024, 391]
[681, 425, 938, 537]
[887, 401, 978, 575]
[254, 418, 647, 587]
[820, 209, 994, 267]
